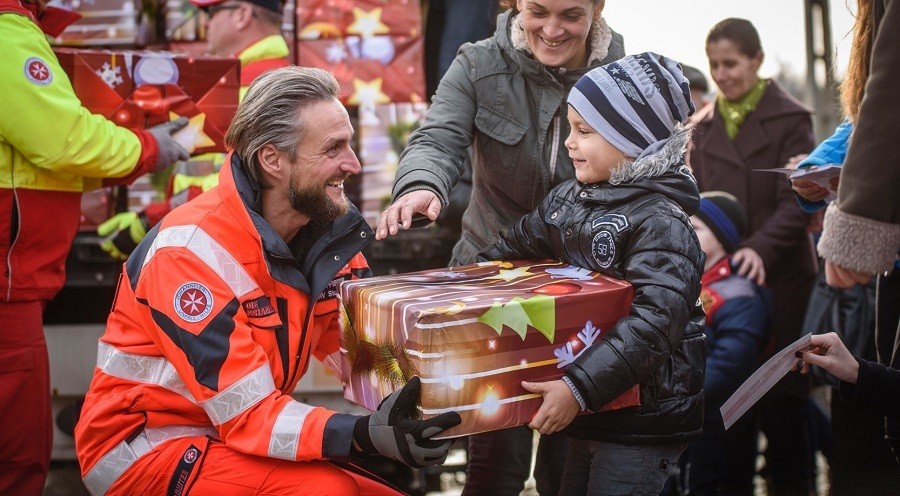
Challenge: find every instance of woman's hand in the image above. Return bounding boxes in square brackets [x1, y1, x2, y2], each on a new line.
[522, 380, 581, 435]
[791, 178, 831, 203]
[796, 332, 859, 384]
[825, 261, 872, 289]
[732, 247, 766, 285]
[376, 190, 442, 240]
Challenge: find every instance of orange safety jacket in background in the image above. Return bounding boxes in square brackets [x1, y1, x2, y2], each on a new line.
[0, 0, 159, 302]
[75, 152, 373, 495]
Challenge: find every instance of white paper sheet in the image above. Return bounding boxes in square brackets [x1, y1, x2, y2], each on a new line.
[720, 333, 812, 430]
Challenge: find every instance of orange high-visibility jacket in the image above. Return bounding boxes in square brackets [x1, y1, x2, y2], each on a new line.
[75, 153, 373, 495]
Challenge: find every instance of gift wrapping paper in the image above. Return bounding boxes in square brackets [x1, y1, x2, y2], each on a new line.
[340, 260, 640, 438]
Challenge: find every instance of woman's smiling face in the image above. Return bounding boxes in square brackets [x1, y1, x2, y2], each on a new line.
[516, 0, 599, 69]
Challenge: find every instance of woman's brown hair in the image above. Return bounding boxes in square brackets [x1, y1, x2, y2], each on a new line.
[705, 18, 763, 58]
[840, 0, 874, 122]
[499, 0, 604, 14]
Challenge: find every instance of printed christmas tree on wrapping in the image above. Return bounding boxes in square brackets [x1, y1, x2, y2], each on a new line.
[476, 294, 556, 342]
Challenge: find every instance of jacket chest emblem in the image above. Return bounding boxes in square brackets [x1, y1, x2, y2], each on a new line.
[174, 282, 213, 322]
[591, 230, 616, 269]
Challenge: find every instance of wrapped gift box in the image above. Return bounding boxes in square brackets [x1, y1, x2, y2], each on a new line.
[295, 0, 424, 104]
[339, 260, 640, 438]
[47, 0, 139, 46]
[53, 48, 240, 154]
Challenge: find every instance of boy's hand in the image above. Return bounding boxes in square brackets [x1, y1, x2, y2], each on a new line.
[522, 380, 580, 435]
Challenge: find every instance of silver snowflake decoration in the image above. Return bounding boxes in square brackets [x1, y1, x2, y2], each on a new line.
[95, 62, 123, 88]
[555, 321, 602, 368]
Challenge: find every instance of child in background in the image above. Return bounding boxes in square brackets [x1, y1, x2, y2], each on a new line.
[480, 52, 707, 495]
[673, 191, 773, 495]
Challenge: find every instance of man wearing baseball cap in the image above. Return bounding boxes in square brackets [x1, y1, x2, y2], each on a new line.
[97, 0, 291, 259]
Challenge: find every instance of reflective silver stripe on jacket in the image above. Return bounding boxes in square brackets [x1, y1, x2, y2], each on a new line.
[96, 342, 196, 404]
[83, 425, 217, 496]
[200, 363, 276, 425]
[268, 401, 315, 460]
[144, 225, 258, 298]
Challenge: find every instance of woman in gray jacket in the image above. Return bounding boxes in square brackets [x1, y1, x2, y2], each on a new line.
[376, 1, 624, 494]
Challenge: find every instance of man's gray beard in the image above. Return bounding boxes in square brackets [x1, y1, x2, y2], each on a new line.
[287, 180, 348, 222]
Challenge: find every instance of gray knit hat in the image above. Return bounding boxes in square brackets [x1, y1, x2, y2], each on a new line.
[568, 52, 695, 160]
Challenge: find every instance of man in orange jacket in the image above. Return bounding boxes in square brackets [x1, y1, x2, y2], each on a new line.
[0, 0, 190, 493]
[75, 67, 461, 496]
[98, 0, 292, 259]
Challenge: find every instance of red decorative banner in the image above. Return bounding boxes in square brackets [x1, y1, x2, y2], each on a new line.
[297, 36, 425, 105]
[295, 0, 424, 104]
[296, 0, 421, 39]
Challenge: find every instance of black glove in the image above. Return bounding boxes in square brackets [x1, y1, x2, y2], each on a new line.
[352, 376, 462, 468]
[97, 211, 149, 260]
[148, 117, 190, 172]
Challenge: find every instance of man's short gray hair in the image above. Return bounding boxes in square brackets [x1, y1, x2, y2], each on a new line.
[225, 66, 340, 187]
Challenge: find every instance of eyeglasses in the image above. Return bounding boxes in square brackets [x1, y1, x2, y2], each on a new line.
[202, 3, 242, 18]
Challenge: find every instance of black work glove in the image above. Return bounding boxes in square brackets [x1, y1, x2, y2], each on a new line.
[148, 117, 190, 172]
[352, 376, 462, 468]
[97, 211, 149, 260]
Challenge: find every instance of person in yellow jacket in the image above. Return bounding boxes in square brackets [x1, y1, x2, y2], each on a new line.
[99, 0, 291, 259]
[0, 0, 190, 493]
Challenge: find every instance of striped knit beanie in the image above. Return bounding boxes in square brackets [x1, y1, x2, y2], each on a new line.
[695, 191, 747, 254]
[568, 52, 695, 160]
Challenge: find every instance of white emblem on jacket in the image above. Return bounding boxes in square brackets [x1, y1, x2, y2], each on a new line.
[591, 230, 616, 269]
[174, 282, 214, 322]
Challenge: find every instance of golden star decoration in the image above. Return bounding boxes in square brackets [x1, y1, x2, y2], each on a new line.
[487, 267, 533, 283]
[346, 78, 391, 107]
[169, 111, 215, 153]
[346, 7, 390, 38]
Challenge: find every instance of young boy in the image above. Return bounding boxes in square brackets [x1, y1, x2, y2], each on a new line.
[675, 191, 772, 495]
[479, 52, 707, 494]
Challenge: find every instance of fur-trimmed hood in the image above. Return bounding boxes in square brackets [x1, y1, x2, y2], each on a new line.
[580, 124, 700, 216]
[610, 123, 693, 184]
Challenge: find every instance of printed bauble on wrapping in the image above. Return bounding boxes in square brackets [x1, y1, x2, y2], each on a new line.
[295, 0, 425, 105]
[339, 260, 641, 438]
[54, 48, 240, 155]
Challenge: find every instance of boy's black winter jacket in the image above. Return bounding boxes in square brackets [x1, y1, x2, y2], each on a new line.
[481, 127, 707, 444]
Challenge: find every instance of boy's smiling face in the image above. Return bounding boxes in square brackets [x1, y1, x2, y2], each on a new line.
[565, 106, 629, 184]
